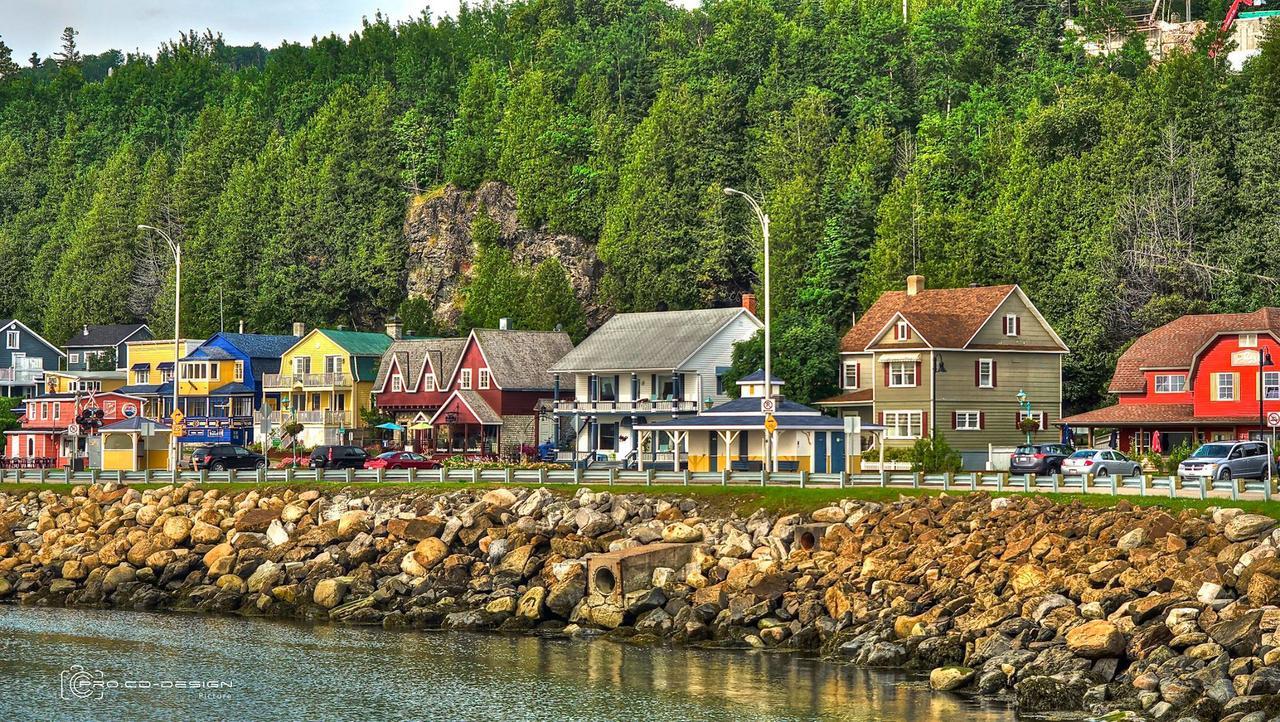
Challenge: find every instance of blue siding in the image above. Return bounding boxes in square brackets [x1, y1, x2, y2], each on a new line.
[1, 321, 64, 397]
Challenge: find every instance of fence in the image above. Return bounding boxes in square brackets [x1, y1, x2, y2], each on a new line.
[0, 466, 1274, 502]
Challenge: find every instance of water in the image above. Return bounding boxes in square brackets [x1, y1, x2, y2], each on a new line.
[0, 606, 1015, 721]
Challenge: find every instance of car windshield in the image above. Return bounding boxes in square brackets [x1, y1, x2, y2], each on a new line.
[1015, 446, 1039, 454]
[1191, 443, 1235, 458]
[1069, 450, 1094, 459]
[377, 452, 398, 459]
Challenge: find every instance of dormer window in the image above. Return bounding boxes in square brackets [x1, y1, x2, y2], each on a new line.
[5, 330, 18, 349]
[1241, 333, 1258, 347]
[1003, 314, 1021, 336]
[478, 368, 491, 390]
[423, 373, 435, 392]
[391, 375, 403, 393]
[460, 369, 473, 389]
[842, 362, 859, 390]
[894, 321, 909, 341]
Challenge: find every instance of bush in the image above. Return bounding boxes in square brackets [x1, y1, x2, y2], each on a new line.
[881, 447, 914, 464]
[1144, 441, 1193, 475]
[908, 436, 963, 474]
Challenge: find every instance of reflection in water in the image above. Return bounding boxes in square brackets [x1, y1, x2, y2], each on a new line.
[0, 607, 1014, 721]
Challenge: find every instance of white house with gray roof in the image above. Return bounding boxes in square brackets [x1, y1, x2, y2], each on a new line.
[548, 300, 762, 465]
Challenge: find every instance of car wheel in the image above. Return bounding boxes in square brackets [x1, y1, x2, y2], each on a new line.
[1220, 469, 1232, 483]
[255, 458, 267, 470]
[1132, 464, 1142, 477]
[1095, 467, 1109, 478]
[210, 462, 226, 472]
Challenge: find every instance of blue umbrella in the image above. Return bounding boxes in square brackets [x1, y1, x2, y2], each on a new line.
[376, 422, 405, 431]
[1060, 423, 1073, 445]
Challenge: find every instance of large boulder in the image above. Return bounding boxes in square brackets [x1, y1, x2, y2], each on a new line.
[662, 522, 703, 543]
[930, 666, 975, 692]
[235, 508, 279, 533]
[313, 577, 352, 609]
[162, 516, 194, 543]
[337, 510, 371, 540]
[1225, 514, 1278, 542]
[1066, 620, 1126, 659]
[411, 538, 449, 572]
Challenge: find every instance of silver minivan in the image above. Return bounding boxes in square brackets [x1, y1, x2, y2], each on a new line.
[1178, 441, 1273, 483]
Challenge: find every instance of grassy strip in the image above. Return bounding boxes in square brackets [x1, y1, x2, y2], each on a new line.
[1, 482, 1277, 520]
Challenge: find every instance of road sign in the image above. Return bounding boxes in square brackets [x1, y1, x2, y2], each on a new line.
[1268, 411, 1280, 428]
[764, 414, 778, 434]
[761, 397, 776, 414]
[67, 423, 81, 437]
[171, 409, 185, 425]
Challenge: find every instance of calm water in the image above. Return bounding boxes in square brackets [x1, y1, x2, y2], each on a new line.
[0, 606, 1015, 721]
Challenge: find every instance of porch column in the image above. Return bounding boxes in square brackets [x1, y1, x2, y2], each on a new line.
[637, 430, 647, 471]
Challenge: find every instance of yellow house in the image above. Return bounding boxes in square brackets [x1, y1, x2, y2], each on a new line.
[170, 332, 299, 447]
[43, 369, 126, 395]
[263, 328, 392, 447]
[100, 417, 172, 471]
[118, 339, 203, 420]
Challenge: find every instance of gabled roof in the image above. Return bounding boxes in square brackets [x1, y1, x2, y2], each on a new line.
[373, 338, 468, 394]
[211, 332, 300, 360]
[316, 329, 392, 357]
[101, 416, 170, 432]
[737, 369, 784, 385]
[464, 328, 574, 391]
[64, 323, 151, 348]
[842, 284, 1066, 352]
[0, 319, 66, 357]
[1107, 308, 1280, 394]
[550, 308, 760, 373]
[45, 369, 127, 380]
[427, 389, 503, 425]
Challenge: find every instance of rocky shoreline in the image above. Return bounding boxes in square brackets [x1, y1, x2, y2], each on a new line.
[4, 484, 1280, 720]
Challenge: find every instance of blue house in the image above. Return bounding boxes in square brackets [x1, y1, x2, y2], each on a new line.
[64, 323, 152, 371]
[172, 332, 299, 446]
[0, 320, 65, 399]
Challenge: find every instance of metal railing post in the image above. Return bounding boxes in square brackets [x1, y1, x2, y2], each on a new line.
[646, 469, 654, 486]
[472, 467, 480, 485]
[799, 470, 807, 489]
[377, 468, 386, 484]
[940, 472, 948, 491]
[65, 466, 73, 484]
[408, 466, 417, 484]
[683, 469, 690, 486]
[229, 468, 238, 484]
[286, 466, 295, 484]
[839, 471, 847, 489]
[722, 468, 729, 487]
[439, 466, 447, 483]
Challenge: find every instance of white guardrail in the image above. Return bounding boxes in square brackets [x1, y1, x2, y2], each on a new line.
[0, 467, 1274, 502]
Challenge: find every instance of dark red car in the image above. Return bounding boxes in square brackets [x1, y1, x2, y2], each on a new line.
[364, 451, 441, 470]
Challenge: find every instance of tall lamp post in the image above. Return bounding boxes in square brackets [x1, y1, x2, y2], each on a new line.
[1016, 389, 1033, 445]
[138, 224, 181, 477]
[723, 187, 775, 471]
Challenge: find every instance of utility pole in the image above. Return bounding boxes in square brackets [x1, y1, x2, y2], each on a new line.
[139, 224, 181, 478]
[724, 187, 775, 472]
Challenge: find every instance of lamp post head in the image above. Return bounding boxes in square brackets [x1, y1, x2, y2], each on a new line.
[723, 187, 736, 196]
[1016, 389, 1027, 404]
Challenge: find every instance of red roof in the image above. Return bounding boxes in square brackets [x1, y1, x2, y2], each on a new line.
[1108, 308, 1280, 394]
[1061, 403, 1261, 427]
[816, 389, 873, 405]
[841, 285, 1027, 351]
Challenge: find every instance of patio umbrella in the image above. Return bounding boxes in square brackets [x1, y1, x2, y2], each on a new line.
[408, 422, 432, 431]
[1108, 430, 1119, 450]
[1060, 423, 1073, 445]
[1151, 430, 1163, 454]
[376, 422, 405, 431]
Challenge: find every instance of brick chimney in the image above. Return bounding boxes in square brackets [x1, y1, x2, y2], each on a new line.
[741, 293, 758, 315]
[906, 275, 926, 297]
[386, 318, 403, 340]
[291, 322, 306, 337]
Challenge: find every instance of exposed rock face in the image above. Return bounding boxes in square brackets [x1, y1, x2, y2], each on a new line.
[403, 181, 604, 328]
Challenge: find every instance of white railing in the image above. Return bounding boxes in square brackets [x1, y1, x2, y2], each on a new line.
[263, 373, 353, 389]
[255, 409, 350, 426]
[554, 399, 702, 414]
[0, 368, 43, 385]
[0, 467, 1272, 503]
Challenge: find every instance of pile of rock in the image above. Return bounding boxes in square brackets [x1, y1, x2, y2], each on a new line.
[4, 484, 1280, 720]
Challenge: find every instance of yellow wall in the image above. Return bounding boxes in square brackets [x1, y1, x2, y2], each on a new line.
[126, 339, 201, 385]
[278, 330, 366, 424]
[176, 358, 242, 396]
[44, 372, 125, 394]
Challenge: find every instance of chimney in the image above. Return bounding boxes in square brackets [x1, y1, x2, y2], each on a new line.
[741, 293, 757, 315]
[83, 324, 89, 336]
[386, 317, 403, 340]
[238, 319, 245, 334]
[498, 317, 512, 331]
[292, 322, 305, 337]
[906, 275, 926, 297]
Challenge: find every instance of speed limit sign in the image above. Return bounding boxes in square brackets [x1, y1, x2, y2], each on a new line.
[1268, 411, 1280, 428]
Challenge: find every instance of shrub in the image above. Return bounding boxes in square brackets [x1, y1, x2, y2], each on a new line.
[908, 436, 963, 474]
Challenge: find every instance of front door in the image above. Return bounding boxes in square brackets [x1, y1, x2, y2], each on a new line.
[708, 431, 718, 472]
[832, 432, 846, 473]
[815, 432, 827, 473]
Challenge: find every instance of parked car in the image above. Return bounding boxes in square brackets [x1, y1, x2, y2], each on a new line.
[1061, 449, 1141, 478]
[1009, 443, 1075, 475]
[364, 451, 440, 470]
[309, 445, 369, 469]
[191, 444, 268, 471]
[1178, 441, 1273, 483]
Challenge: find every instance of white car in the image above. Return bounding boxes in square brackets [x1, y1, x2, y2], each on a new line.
[1060, 449, 1141, 478]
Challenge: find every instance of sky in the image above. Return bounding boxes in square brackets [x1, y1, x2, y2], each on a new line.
[1, 1, 445, 62]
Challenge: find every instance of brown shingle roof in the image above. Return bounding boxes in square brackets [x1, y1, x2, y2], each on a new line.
[1061, 403, 1262, 427]
[816, 389, 873, 405]
[841, 285, 1023, 351]
[373, 338, 467, 393]
[1107, 308, 1280, 394]
[472, 329, 574, 391]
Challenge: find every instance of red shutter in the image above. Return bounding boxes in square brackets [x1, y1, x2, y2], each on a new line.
[854, 365, 859, 389]
[951, 411, 958, 429]
[877, 411, 883, 425]
[1002, 316, 1008, 334]
[921, 412, 929, 438]
[1015, 316, 1022, 335]
[974, 360, 980, 386]
[992, 360, 998, 387]
[1015, 413, 1021, 429]
[883, 363, 889, 386]
[915, 361, 922, 387]
[979, 411, 986, 430]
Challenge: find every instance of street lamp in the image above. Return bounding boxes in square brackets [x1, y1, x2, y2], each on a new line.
[1016, 389, 1032, 444]
[138, 224, 181, 478]
[724, 186, 775, 472]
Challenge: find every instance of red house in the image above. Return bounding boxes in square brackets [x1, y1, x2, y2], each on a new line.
[5, 391, 146, 468]
[1062, 308, 1280, 454]
[372, 328, 573, 458]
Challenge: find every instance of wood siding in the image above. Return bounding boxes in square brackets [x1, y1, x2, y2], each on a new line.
[969, 292, 1060, 348]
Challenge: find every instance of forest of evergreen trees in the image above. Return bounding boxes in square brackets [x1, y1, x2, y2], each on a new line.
[0, 0, 1278, 411]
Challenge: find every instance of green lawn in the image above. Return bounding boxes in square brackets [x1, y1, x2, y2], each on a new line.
[1, 481, 1276, 520]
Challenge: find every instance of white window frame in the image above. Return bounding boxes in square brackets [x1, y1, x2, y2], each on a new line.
[1265, 371, 1280, 401]
[423, 373, 435, 392]
[134, 370, 149, 385]
[52, 403, 60, 420]
[883, 410, 923, 439]
[1241, 333, 1258, 347]
[390, 375, 403, 393]
[887, 361, 917, 388]
[5, 330, 18, 350]
[478, 368, 491, 390]
[1005, 313, 1020, 337]
[293, 357, 311, 375]
[69, 352, 80, 364]
[324, 355, 343, 375]
[977, 359, 994, 388]
[1216, 373, 1235, 401]
[1017, 411, 1046, 431]
[842, 362, 859, 390]
[894, 321, 909, 341]
[955, 410, 981, 431]
[234, 361, 244, 382]
[1154, 374, 1187, 394]
[460, 368, 473, 390]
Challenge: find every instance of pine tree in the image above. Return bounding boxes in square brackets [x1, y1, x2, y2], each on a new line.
[521, 259, 588, 342]
[55, 27, 81, 67]
[0, 36, 18, 78]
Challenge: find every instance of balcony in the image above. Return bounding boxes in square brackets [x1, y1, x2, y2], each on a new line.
[0, 368, 44, 386]
[262, 372, 353, 390]
[255, 409, 351, 427]
[553, 399, 702, 415]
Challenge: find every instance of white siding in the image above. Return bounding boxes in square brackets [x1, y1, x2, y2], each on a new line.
[684, 312, 764, 404]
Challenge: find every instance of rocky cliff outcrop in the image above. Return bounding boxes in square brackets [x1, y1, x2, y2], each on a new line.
[7, 485, 1280, 721]
[403, 182, 605, 328]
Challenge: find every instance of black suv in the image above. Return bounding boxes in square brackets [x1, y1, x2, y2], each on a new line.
[191, 444, 267, 471]
[310, 445, 369, 469]
[1010, 443, 1075, 475]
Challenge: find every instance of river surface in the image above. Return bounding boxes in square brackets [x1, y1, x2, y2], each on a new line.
[0, 606, 1017, 721]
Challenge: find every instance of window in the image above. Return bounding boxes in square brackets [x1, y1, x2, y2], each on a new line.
[1216, 372, 1236, 401]
[52, 404, 60, 420]
[894, 321, 909, 341]
[1003, 313, 1020, 336]
[294, 393, 306, 412]
[843, 362, 859, 390]
[310, 393, 320, 410]
[1154, 374, 1187, 394]
[293, 357, 311, 375]
[883, 411, 923, 439]
[887, 361, 917, 387]
[5, 330, 18, 349]
[423, 374, 435, 392]
[478, 368, 492, 390]
[391, 375, 403, 393]
[955, 411, 981, 431]
[1265, 371, 1280, 401]
[209, 363, 219, 381]
[27, 437, 34, 457]
[977, 359, 995, 388]
[233, 361, 244, 382]
[595, 375, 618, 401]
[1241, 333, 1259, 347]
[324, 356, 343, 375]
[69, 352, 80, 364]
[657, 377, 676, 400]
[40, 403, 48, 420]
[597, 423, 618, 451]
[134, 370, 150, 384]
[460, 369, 473, 389]
[336, 394, 346, 411]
